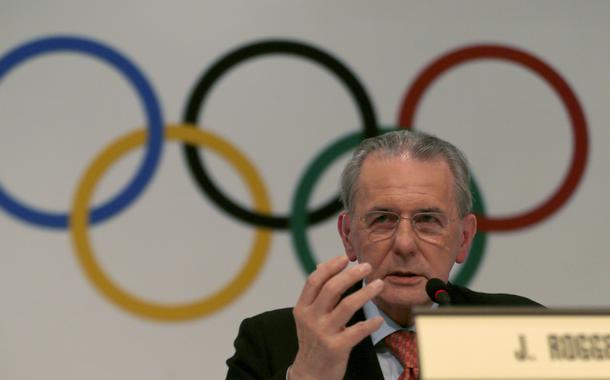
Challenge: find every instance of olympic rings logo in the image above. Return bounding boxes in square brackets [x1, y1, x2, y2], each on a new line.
[0, 36, 588, 321]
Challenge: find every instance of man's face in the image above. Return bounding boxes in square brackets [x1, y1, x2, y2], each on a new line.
[338, 154, 476, 323]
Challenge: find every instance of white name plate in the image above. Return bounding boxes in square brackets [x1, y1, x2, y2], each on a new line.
[414, 308, 610, 380]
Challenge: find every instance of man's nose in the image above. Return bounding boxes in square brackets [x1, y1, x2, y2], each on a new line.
[392, 218, 418, 253]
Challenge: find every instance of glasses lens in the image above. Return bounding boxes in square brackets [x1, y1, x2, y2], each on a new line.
[363, 211, 399, 241]
[412, 212, 448, 235]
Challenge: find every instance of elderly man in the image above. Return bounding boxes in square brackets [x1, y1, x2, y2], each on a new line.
[226, 130, 540, 380]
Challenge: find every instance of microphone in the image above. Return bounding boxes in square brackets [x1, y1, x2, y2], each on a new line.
[426, 278, 451, 306]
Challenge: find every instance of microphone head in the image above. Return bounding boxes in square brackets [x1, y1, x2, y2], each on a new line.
[426, 278, 450, 304]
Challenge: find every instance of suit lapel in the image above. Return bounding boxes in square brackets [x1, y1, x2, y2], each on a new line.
[344, 335, 384, 379]
[343, 288, 385, 380]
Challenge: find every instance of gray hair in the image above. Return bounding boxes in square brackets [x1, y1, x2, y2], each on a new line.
[339, 129, 472, 217]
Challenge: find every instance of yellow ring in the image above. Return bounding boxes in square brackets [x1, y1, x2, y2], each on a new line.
[69, 124, 272, 321]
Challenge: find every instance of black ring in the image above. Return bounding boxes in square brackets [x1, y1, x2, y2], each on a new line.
[182, 40, 379, 229]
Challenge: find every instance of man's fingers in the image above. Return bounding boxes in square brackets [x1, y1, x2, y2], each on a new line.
[309, 262, 372, 314]
[330, 279, 384, 326]
[297, 255, 349, 307]
[341, 316, 384, 348]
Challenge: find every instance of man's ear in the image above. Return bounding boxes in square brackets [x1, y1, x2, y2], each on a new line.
[337, 212, 357, 262]
[455, 213, 477, 264]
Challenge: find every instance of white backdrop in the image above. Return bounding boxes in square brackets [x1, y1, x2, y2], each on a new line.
[1, 1, 610, 379]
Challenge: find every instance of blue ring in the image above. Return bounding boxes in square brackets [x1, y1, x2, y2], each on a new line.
[0, 36, 164, 229]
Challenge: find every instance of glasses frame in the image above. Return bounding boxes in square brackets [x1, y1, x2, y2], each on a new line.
[359, 210, 457, 244]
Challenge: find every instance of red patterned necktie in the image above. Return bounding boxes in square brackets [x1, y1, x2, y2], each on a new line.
[384, 331, 419, 380]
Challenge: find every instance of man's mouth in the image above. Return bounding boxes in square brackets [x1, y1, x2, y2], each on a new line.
[384, 271, 424, 284]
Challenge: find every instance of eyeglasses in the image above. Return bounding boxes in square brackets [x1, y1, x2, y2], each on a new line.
[360, 210, 453, 244]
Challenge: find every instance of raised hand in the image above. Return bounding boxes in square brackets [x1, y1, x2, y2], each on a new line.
[288, 256, 384, 380]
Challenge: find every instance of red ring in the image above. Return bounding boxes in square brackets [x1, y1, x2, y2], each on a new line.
[398, 44, 588, 232]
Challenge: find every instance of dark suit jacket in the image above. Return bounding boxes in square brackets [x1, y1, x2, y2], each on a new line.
[225, 283, 541, 380]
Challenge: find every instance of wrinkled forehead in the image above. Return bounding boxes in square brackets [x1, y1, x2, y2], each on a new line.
[353, 153, 458, 214]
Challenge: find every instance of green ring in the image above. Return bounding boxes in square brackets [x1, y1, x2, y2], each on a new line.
[452, 176, 487, 285]
[289, 128, 487, 287]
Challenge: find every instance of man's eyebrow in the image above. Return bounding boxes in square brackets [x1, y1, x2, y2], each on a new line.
[367, 206, 446, 214]
[368, 207, 396, 212]
[413, 207, 445, 214]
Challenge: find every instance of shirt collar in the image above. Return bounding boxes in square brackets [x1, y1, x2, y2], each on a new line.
[363, 299, 438, 346]
[363, 300, 410, 346]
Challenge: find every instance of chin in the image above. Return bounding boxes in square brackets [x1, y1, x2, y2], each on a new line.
[377, 287, 429, 310]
